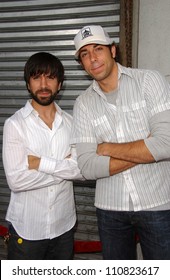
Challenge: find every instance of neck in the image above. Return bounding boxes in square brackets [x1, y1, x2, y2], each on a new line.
[31, 100, 57, 129]
[31, 100, 56, 114]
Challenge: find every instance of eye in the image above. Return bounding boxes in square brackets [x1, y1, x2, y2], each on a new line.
[32, 74, 40, 80]
[95, 46, 103, 52]
[47, 75, 56, 80]
[80, 52, 88, 59]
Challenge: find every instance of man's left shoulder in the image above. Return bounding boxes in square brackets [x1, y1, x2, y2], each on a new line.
[128, 66, 163, 79]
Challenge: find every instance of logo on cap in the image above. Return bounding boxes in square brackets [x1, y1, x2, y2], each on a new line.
[81, 27, 92, 40]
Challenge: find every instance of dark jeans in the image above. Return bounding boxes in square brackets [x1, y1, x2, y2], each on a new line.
[7, 224, 74, 260]
[96, 208, 170, 260]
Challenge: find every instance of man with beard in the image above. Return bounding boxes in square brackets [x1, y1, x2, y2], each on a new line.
[2, 52, 82, 260]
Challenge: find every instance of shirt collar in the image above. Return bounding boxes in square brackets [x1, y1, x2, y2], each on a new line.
[21, 99, 63, 119]
[117, 63, 133, 79]
[92, 63, 133, 98]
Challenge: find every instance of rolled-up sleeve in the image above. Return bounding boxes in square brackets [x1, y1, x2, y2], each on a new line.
[144, 110, 170, 161]
[76, 143, 110, 180]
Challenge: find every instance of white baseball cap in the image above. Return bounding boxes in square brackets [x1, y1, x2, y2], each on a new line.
[74, 25, 113, 58]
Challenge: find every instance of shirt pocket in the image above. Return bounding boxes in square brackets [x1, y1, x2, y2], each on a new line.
[121, 101, 150, 138]
[91, 114, 114, 143]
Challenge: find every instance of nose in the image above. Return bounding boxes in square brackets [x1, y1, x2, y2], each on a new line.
[40, 75, 48, 87]
[89, 50, 97, 62]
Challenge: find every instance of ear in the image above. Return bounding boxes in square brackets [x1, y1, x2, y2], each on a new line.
[111, 45, 116, 59]
[27, 83, 31, 91]
[79, 60, 85, 69]
[58, 82, 61, 91]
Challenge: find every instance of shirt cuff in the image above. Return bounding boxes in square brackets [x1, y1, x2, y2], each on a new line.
[144, 137, 165, 162]
[94, 156, 110, 178]
[38, 156, 59, 174]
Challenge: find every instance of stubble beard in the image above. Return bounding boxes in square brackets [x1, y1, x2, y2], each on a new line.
[29, 89, 58, 106]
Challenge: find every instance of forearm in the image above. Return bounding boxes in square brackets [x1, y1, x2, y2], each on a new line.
[77, 143, 137, 179]
[3, 124, 57, 192]
[109, 157, 137, 175]
[29, 151, 83, 181]
[98, 110, 170, 164]
[39, 156, 83, 180]
[97, 140, 155, 164]
[3, 164, 58, 193]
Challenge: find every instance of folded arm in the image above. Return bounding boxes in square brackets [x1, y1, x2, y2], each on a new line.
[97, 110, 170, 163]
[2, 119, 59, 193]
[76, 110, 170, 179]
[97, 139, 154, 163]
[76, 143, 137, 179]
[28, 146, 83, 181]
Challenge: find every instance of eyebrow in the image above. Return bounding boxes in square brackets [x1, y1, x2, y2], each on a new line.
[80, 44, 100, 54]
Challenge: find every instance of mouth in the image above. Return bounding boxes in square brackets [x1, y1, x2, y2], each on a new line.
[91, 62, 104, 72]
[36, 89, 52, 97]
[39, 92, 51, 97]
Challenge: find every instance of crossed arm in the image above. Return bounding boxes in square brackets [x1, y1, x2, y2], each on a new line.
[3, 119, 83, 193]
[76, 139, 155, 179]
[97, 109, 170, 169]
[28, 140, 154, 171]
[28, 150, 83, 181]
[97, 139, 154, 176]
[76, 110, 170, 179]
[28, 155, 40, 170]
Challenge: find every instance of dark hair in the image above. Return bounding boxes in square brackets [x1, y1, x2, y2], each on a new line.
[108, 42, 121, 63]
[24, 52, 64, 88]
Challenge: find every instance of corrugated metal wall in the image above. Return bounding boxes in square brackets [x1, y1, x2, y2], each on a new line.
[0, 0, 120, 259]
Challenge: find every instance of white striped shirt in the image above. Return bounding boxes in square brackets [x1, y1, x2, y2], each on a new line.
[71, 63, 170, 211]
[3, 100, 82, 240]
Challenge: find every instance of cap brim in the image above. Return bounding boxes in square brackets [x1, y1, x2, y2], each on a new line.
[75, 39, 112, 58]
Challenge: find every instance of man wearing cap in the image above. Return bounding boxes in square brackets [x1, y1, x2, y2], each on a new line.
[71, 25, 170, 260]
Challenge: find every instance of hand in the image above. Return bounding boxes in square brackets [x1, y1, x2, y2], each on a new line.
[65, 154, 71, 159]
[97, 143, 111, 156]
[28, 155, 40, 170]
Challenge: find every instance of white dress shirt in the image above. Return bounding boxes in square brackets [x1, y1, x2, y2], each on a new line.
[3, 100, 82, 240]
[71, 63, 170, 211]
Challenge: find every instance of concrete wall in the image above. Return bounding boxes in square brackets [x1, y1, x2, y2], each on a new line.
[133, 0, 170, 82]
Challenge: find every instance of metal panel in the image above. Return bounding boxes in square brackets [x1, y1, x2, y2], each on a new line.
[0, 0, 120, 259]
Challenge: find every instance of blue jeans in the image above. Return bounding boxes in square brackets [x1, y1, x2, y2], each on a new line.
[96, 208, 170, 260]
[7, 224, 74, 260]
